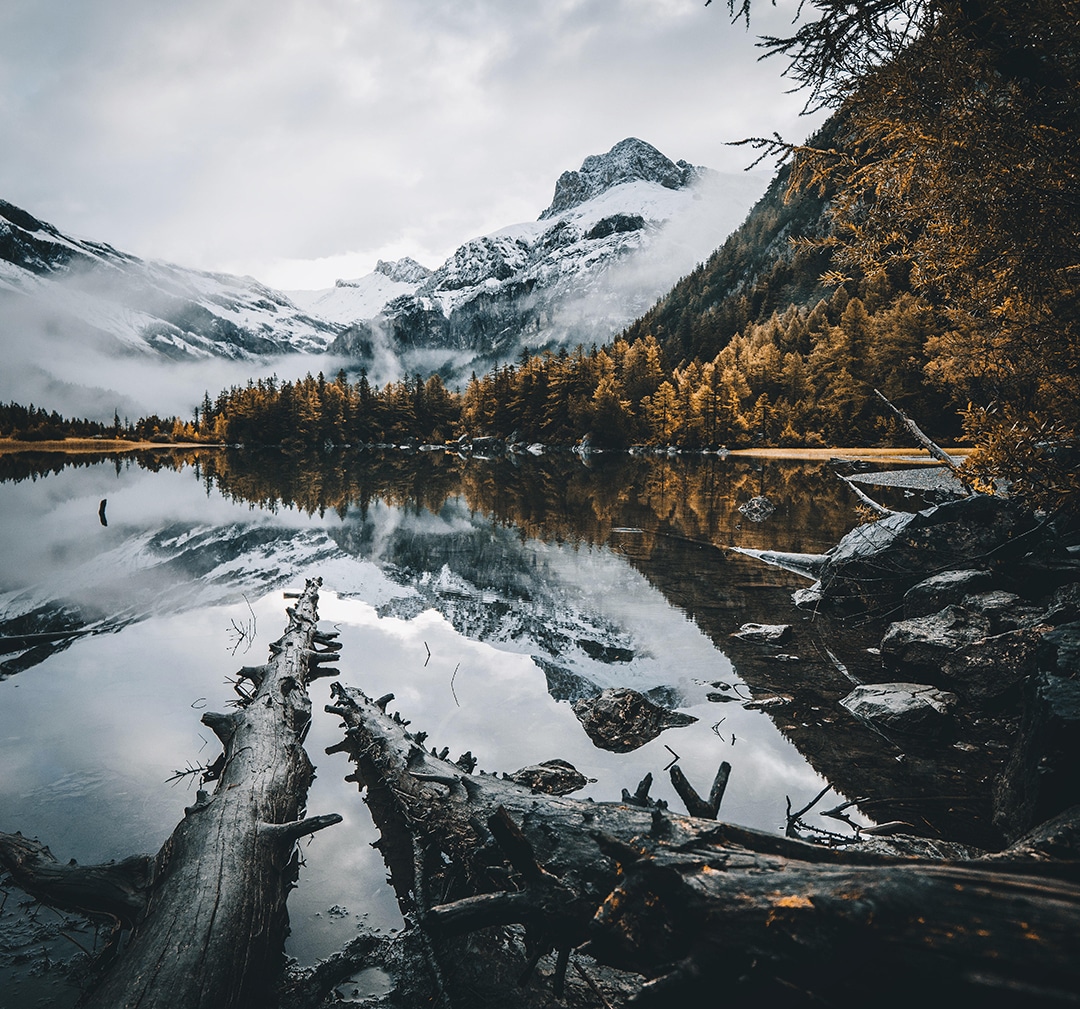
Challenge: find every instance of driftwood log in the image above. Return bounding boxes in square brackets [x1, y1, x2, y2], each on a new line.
[0, 577, 342, 1009]
[326, 680, 1080, 1007]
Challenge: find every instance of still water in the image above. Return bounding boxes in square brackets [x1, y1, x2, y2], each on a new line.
[0, 448, 928, 1004]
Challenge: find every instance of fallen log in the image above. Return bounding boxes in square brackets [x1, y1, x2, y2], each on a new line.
[0, 577, 341, 1009]
[326, 680, 1080, 1007]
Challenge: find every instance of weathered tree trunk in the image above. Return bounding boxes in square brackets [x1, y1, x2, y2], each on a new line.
[326, 680, 1080, 1007]
[0, 577, 341, 1009]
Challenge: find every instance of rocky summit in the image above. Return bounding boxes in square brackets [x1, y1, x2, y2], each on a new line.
[538, 137, 700, 219]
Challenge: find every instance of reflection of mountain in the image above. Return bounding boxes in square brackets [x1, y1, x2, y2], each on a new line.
[0, 450, 998, 846]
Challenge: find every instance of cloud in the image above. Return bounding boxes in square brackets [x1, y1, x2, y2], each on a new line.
[0, 0, 826, 289]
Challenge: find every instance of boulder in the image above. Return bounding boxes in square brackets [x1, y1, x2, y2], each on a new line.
[572, 687, 697, 753]
[961, 590, 1047, 632]
[506, 759, 588, 796]
[903, 569, 994, 618]
[994, 672, 1080, 842]
[839, 682, 959, 738]
[814, 495, 1046, 613]
[731, 622, 793, 645]
[881, 606, 1042, 703]
[936, 628, 1043, 704]
[880, 606, 992, 675]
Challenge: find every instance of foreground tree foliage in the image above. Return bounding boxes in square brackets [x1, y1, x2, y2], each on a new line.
[729, 0, 1080, 516]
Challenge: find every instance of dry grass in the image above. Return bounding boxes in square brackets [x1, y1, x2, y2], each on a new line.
[0, 438, 217, 454]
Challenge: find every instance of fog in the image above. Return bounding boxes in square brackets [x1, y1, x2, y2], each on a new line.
[0, 287, 358, 421]
[545, 168, 771, 347]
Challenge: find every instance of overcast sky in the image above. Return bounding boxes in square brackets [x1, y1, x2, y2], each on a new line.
[0, 0, 826, 290]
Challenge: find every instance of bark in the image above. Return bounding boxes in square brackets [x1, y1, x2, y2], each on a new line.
[0, 578, 341, 1009]
[326, 680, 1080, 1007]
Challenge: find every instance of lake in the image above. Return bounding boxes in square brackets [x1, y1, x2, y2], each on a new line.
[0, 446, 971, 1005]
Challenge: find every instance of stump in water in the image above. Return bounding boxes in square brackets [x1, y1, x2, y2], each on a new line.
[0, 577, 341, 1009]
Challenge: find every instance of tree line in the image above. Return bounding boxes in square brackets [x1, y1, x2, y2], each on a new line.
[0, 275, 956, 456]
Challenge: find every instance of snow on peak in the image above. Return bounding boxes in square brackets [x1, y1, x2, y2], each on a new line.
[539, 138, 700, 220]
[372, 257, 433, 285]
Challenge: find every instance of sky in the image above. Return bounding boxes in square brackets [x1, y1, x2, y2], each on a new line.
[0, 0, 827, 291]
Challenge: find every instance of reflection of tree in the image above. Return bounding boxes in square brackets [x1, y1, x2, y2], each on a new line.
[169, 449, 868, 558]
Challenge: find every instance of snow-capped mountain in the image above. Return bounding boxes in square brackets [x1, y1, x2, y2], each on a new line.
[0, 199, 342, 360]
[285, 258, 433, 326]
[304, 139, 770, 374]
[0, 139, 769, 415]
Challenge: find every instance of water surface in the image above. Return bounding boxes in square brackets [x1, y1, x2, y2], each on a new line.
[0, 448, 949, 1004]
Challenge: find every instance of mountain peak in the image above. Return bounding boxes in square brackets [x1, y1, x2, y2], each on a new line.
[371, 257, 433, 284]
[538, 138, 699, 220]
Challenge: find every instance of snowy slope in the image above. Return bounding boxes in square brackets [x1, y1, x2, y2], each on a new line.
[318, 139, 770, 371]
[0, 199, 342, 360]
[285, 258, 432, 325]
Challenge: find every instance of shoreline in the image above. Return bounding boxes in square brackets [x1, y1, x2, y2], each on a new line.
[0, 438, 971, 462]
[0, 438, 221, 454]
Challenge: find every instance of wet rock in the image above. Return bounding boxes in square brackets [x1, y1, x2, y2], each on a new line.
[1040, 621, 1080, 677]
[572, 687, 697, 753]
[994, 672, 1080, 842]
[880, 606, 992, 675]
[814, 495, 1046, 613]
[882, 606, 1042, 703]
[939, 629, 1043, 704]
[731, 622, 792, 645]
[903, 569, 993, 618]
[792, 583, 824, 609]
[738, 495, 775, 522]
[961, 590, 1047, 632]
[839, 682, 958, 738]
[506, 759, 588, 796]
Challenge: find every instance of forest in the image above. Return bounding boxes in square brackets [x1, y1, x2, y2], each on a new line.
[0, 278, 956, 453]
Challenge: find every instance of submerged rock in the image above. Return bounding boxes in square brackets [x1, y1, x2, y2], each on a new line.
[506, 759, 588, 796]
[840, 682, 959, 737]
[572, 687, 697, 753]
[731, 622, 792, 645]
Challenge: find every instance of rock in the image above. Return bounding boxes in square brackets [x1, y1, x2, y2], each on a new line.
[994, 673, 1080, 842]
[572, 687, 697, 753]
[792, 583, 824, 609]
[880, 606, 992, 674]
[839, 682, 959, 738]
[939, 629, 1043, 704]
[1040, 621, 1080, 677]
[506, 759, 588, 796]
[961, 590, 1047, 632]
[737, 495, 776, 522]
[815, 495, 1047, 613]
[903, 569, 994, 618]
[881, 606, 1042, 703]
[731, 622, 792, 645]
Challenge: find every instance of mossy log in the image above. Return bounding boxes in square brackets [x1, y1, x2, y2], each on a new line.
[0, 578, 341, 1009]
[326, 680, 1080, 1007]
